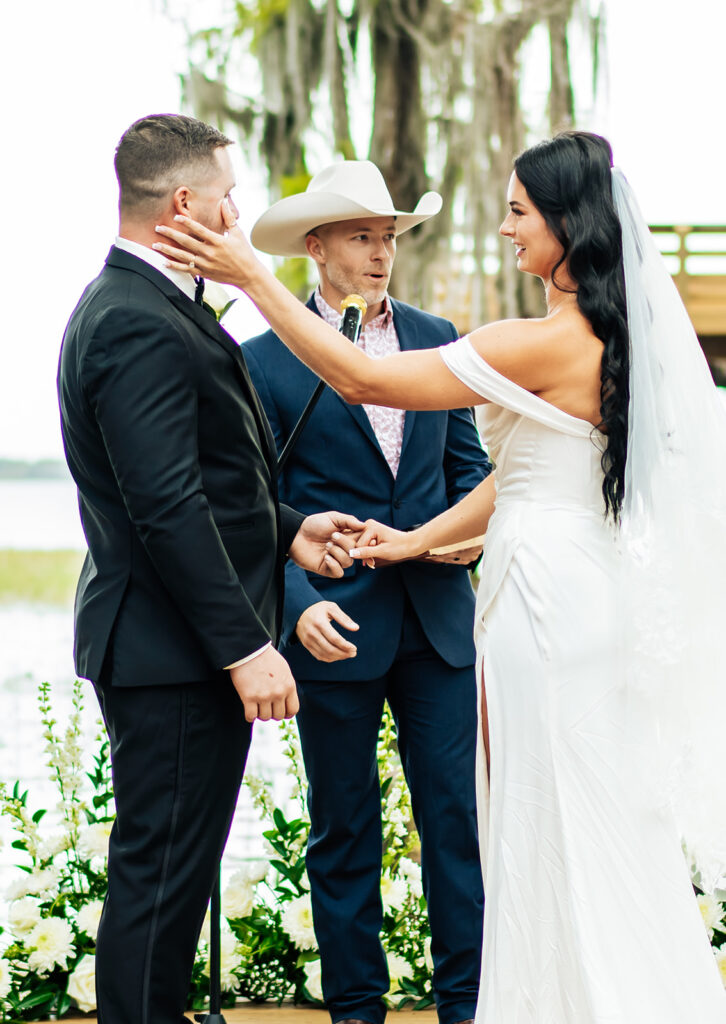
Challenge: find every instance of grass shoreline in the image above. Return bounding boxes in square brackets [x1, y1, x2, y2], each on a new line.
[0, 549, 84, 607]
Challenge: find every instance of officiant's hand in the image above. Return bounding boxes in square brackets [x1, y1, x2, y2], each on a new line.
[296, 601, 360, 662]
[230, 647, 299, 722]
[289, 512, 366, 577]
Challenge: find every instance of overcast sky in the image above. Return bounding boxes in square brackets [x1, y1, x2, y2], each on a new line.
[0, 0, 722, 461]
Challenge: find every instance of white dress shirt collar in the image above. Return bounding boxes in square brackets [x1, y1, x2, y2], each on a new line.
[114, 236, 198, 302]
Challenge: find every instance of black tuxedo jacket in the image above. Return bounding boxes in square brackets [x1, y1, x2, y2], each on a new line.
[57, 246, 304, 687]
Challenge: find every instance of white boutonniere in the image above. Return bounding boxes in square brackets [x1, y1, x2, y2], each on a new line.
[202, 280, 237, 321]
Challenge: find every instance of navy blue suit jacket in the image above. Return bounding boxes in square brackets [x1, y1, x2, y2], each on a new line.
[244, 295, 492, 681]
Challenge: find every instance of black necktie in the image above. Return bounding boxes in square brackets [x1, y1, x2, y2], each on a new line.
[194, 276, 204, 305]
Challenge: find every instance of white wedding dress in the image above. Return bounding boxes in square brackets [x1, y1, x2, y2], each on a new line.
[440, 336, 726, 1024]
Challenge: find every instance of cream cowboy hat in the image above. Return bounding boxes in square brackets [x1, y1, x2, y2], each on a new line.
[250, 160, 442, 257]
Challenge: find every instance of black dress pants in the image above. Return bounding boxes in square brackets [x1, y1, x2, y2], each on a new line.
[92, 677, 252, 1024]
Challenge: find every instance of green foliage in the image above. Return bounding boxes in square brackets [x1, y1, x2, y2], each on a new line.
[0, 550, 84, 607]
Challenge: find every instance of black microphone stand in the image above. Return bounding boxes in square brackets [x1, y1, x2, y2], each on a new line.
[195, 868, 226, 1024]
[277, 298, 365, 474]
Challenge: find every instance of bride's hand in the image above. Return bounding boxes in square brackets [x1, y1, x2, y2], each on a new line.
[152, 198, 259, 289]
[338, 520, 425, 567]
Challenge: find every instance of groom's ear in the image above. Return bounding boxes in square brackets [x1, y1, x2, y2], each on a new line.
[172, 186, 192, 216]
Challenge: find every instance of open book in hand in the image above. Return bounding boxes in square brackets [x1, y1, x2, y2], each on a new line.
[415, 535, 486, 564]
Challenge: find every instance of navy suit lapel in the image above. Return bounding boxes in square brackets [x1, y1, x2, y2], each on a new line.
[304, 294, 391, 470]
[391, 300, 418, 465]
[106, 247, 278, 473]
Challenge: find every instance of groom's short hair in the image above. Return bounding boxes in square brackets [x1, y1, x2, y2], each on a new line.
[115, 114, 232, 217]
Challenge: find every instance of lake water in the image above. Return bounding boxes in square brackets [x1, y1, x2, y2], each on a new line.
[0, 478, 290, 902]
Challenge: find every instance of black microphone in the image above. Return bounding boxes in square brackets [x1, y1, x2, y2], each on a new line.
[277, 293, 368, 474]
[338, 293, 366, 344]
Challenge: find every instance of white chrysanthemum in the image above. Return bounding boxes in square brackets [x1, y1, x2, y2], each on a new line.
[76, 900, 104, 940]
[222, 872, 254, 921]
[423, 936, 433, 972]
[77, 822, 112, 860]
[280, 893, 317, 950]
[38, 833, 71, 861]
[0, 957, 12, 999]
[27, 917, 75, 973]
[397, 857, 423, 899]
[714, 946, 726, 989]
[386, 951, 412, 994]
[204, 930, 239, 990]
[8, 898, 42, 937]
[24, 866, 61, 898]
[5, 877, 30, 902]
[381, 874, 408, 914]
[68, 954, 96, 1012]
[303, 958, 323, 1001]
[697, 893, 725, 939]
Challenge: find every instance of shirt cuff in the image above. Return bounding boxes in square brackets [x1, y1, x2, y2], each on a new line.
[224, 641, 272, 670]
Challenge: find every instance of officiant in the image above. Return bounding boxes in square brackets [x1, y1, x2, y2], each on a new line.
[243, 161, 491, 1024]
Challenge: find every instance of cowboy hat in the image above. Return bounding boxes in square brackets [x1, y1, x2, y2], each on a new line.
[250, 160, 442, 257]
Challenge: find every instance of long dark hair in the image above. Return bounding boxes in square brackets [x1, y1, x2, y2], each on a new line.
[513, 130, 629, 521]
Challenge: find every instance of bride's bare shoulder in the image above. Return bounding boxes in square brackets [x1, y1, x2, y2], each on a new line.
[466, 313, 597, 394]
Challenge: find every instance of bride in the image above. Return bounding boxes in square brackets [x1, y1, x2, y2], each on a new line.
[154, 130, 726, 1022]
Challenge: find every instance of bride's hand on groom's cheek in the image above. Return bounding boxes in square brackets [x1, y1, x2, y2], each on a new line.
[152, 200, 258, 288]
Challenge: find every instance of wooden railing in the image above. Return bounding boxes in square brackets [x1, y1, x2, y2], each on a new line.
[649, 225, 726, 337]
[428, 226, 726, 340]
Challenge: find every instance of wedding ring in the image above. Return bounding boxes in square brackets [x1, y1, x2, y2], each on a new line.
[189, 259, 195, 268]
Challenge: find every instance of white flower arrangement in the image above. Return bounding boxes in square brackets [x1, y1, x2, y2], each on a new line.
[0, 688, 436, 1017]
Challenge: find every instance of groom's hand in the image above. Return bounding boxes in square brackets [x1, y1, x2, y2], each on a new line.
[289, 512, 366, 577]
[230, 647, 299, 722]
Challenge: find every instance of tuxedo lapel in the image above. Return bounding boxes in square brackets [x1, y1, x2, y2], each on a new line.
[391, 300, 418, 464]
[106, 247, 277, 473]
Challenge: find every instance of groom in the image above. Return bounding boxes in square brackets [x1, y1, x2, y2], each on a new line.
[244, 161, 490, 1024]
[57, 114, 361, 1024]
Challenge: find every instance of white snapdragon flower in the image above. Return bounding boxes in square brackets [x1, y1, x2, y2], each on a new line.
[25, 866, 61, 898]
[38, 833, 71, 861]
[67, 954, 96, 1012]
[0, 957, 12, 999]
[77, 822, 112, 860]
[280, 893, 317, 950]
[386, 951, 412, 995]
[397, 857, 423, 899]
[76, 900, 104, 940]
[381, 874, 408, 914]
[697, 893, 725, 939]
[222, 871, 255, 920]
[303, 958, 323, 1001]
[8, 898, 42, 937]
[714, 946, 726, 989]
[27, 917, 75, 973]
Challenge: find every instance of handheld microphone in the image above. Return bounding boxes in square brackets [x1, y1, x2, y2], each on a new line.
[339, 294, 367, 344]
[276, 293, 368, 474]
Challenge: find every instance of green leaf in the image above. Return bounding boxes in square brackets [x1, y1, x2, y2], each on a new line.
[32, 808, 48, 824]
